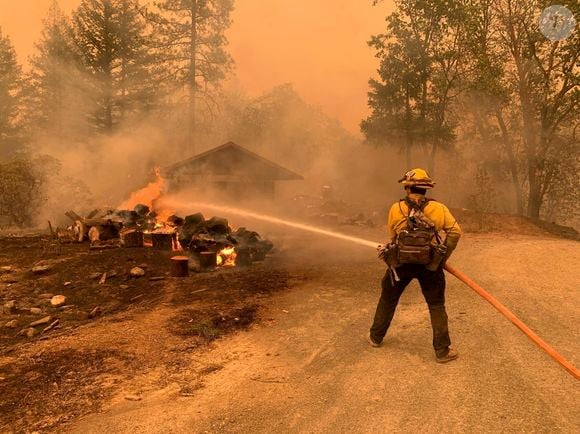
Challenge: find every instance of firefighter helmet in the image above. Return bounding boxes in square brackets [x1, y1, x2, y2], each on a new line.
[398, 168, 436, 189]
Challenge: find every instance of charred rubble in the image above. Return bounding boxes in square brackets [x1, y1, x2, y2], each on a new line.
[57, 205, 274, 268]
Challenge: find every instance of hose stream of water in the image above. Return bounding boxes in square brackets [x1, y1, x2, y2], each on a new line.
[163, 200, 381, 248]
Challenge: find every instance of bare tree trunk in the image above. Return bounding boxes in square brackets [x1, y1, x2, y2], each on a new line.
[495, 109, 524, 215]
[104, 75, 114, 134]
[103, 2, 114, 134]
[120, 58, 127, 121]
[405, 82, 412, 168]
[521, 101, 542, 219]
[428, 142, 437, 176]
[499, 0, 540, 219]
[187, 0, 198, 153]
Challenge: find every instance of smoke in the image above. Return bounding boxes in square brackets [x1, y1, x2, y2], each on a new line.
[28, 71, 492, 234]
[30, 78, 453, 229]
[19, 15, 488, 232]
[2, 0, 394, 134]
[5, 0, 497, 232]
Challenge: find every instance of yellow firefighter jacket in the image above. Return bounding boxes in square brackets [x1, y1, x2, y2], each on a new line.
[387, 194, 462, 243]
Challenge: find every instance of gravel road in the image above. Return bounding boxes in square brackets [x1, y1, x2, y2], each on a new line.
[67, 232, 580, 434]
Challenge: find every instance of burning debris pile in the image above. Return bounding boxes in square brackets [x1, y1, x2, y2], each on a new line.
[176, 212, 274, 268]
[57, 205, 273, 269]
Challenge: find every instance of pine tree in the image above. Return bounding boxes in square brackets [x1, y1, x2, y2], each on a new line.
[151, 0, 235, 150]
[28, 1, 90, 144]
[0, 28, 24, 157]
[116, 0, 158, 118]
[71, 0, 155, 134]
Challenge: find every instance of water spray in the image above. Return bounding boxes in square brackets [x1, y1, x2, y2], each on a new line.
[163, 199, 379, 248]
[163, 199, 579, 380]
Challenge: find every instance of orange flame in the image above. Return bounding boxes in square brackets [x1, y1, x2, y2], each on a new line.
[118, 169, 177, 226]
[216, 246, 237, 267]
[118, 168, 166, 212]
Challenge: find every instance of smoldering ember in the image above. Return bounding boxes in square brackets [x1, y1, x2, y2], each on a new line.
[1, 0, 579, 433]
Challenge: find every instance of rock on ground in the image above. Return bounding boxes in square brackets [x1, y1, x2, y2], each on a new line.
[4, 319, 18, 329]
[32, 265, 51, 274]
[130, 267, 146, 278]
[50, 295, 66, 307]
[29, 316, 52, 327]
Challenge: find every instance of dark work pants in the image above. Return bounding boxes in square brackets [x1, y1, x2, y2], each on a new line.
[370, 264, 451, 356]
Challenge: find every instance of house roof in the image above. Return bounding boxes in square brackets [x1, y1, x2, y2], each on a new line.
[162, 142, 304, 181]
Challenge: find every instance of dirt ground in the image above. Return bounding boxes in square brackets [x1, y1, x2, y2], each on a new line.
[1, 222, 579, 433]
[0, 236, 295, 432]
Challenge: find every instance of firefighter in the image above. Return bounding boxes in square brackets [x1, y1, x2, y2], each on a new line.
[368, 168, 461, 363]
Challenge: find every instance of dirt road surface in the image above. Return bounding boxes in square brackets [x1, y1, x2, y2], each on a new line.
[66, 232, 579, 433]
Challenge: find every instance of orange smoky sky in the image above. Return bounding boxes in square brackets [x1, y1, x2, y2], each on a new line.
[0, 0, 394, 134]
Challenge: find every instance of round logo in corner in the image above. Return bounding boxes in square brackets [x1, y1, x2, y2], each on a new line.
[539, 5, 576, 41]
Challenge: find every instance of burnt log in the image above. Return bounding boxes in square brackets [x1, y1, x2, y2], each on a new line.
[120, 229, 144, 248]
[67, 210, 123, 242]
[171, 256, 189, 277]
[199, 251, 217, 270]
[65, 210, 83, 222]
[83, 218, 122, 228]
[236, 247, 253, 268]
[56, 227, 77, 243]
[184, 213, 205, 226]
[134, 204, 150, 217]
[167, 215, 185, 226]
[73, 220, 88, 242]
[179, 213, 206, 246]
[231, 227, 273, 260]
[205, 216, 230, 235]
[88, 224, 121, 244]
[151, 232, 174, 250]
[252, 249, 268, 262]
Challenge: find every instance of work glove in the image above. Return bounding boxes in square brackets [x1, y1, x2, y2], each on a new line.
[442, 234, 460, 266]
[377, 244, 389, 263]
[425, 244, 448, 271]
[378, 243, 399, 267]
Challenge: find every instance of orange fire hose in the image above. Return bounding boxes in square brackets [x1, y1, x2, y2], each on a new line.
[444, 262, 580, 380]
